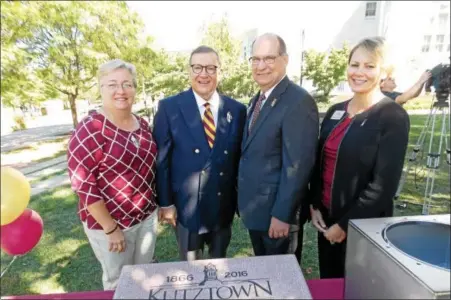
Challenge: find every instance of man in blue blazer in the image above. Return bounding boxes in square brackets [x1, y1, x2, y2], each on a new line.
[238, 33, 319, 256]
[153, 46, 247, 261]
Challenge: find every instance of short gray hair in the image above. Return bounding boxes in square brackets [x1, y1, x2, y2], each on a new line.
[97, 59, 137, 87]
[189, 45, 221, 65]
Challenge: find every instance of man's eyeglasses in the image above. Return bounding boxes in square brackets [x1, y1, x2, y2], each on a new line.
[248, 55, 281, 65]
[101, 82, 135, 91]
[191, 64, 218, 75]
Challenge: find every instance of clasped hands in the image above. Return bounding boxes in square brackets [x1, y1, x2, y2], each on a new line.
[310, 205, 346, 244]
[158, 206, 177, 227]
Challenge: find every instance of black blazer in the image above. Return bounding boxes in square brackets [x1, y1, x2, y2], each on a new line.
[238, 76, 319, 231]
[309, 98, 410, 231]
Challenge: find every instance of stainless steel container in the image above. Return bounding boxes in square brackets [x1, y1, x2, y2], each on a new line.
[345, 214, 450, 299]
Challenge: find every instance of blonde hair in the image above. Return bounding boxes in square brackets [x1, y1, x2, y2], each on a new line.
[348, 36, 393, 73]
[97, 59, 137, 87]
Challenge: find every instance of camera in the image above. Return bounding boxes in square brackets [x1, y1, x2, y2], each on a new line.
[425, 63, 450, 102]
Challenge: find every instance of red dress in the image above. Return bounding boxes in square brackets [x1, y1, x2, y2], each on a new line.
[67, 112, 158, 230]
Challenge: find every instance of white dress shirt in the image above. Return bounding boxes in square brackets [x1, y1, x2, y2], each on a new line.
[248, 75, 287, 132]
[259, 74, 287, 109]
[193, 90, 220, 125]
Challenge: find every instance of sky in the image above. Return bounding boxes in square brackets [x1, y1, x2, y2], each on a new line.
[125, 1, 359, 52]
[125, 1, 449, 90]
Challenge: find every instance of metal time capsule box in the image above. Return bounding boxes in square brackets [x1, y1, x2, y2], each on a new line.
[345, 214, 450, 299]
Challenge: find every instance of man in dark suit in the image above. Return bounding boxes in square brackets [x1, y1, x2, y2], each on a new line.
[153, 46, 247, 261]
[238, 33, 319, 256]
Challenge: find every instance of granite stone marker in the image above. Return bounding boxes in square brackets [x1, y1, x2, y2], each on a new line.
[113, 254, 312, 299]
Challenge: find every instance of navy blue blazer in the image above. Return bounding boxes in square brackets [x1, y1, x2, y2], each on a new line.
[153, 88, 247, 233]
[237, 76, 319, 231]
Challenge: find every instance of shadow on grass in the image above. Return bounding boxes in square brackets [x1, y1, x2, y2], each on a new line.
[1, 185, 101, 296]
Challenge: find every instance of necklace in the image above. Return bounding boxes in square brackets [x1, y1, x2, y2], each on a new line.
[130, 134, 140, 148]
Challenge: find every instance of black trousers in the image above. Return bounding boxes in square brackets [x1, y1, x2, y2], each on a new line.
[288, 207, 309, 264]
[317, 209, 347, 279]
[248, 230, 290, 256]
[288, 225, 305, 264]
[175, 223, 231, 261]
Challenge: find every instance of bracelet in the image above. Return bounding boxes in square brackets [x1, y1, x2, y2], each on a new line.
[105, 224, 118, 235]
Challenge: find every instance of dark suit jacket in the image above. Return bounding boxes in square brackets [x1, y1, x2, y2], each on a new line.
[153, 88, 247, 234]
[237, 76, 319, 231]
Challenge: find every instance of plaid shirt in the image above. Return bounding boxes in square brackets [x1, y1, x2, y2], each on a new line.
[67, 112, 157, 230]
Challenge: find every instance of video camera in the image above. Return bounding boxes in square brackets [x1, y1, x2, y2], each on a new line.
[425, 63, 450, 102]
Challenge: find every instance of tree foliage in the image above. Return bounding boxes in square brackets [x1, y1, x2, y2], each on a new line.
[146, 50, 189, 100]
[200, 17, 258, 103]
[2, 5, 261, 132]
[1, 1, 42, 108]
[146, 16, 258, 104]
[1, 1, 156, 128]
[303, 43, 349, 102]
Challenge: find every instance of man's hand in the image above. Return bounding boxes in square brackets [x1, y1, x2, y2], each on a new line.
[324, 224, 347, 244]
[418, 70, 432, 85]
[310, 205, 327, 233]
[158, 206, 177, 227]
[268, 217, 290, 239]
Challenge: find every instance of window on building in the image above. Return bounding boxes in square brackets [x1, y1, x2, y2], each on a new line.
[365, 2, 377, 18]
[422, 35, 431, 52]
[439, 13, 448, 30]
[436, 34, 445, 52]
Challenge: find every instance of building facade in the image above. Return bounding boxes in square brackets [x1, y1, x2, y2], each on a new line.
[239, 1, 450, 94]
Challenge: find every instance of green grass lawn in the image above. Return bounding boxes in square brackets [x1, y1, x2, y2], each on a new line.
[1, 114, 449, 296]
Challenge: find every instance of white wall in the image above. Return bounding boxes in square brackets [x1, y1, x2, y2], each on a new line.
[129, 1, 449, 95]
[382, 1, 450, 90]
[331, 1, 386, 49]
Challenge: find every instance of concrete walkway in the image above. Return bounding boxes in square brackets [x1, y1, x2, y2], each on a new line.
[17, 155, 70, 197]
[20, 155, 67, 176]
[30, 173, 70, 197]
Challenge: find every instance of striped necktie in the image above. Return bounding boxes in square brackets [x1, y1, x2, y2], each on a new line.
[203, 102, 216, 149]
[249, 93, 266, 134]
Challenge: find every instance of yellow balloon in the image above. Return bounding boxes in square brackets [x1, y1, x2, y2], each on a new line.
[1, 167, 31, 225]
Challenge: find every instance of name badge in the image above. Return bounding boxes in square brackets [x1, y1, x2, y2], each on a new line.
[331, 110, 345, 120]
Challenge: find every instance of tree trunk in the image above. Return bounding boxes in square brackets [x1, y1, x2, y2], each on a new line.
[69, 94, 78, 128]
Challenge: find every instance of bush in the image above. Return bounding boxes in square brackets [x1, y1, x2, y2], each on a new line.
[12, 115, 27, 132]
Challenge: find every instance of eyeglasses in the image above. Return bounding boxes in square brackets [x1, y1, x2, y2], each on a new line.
[248, 55, 281, 65]
[101, 82, 135, 91]
[191, 64, 218, 75]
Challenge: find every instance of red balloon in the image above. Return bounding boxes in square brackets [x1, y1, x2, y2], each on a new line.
[1, 208, 43, 256]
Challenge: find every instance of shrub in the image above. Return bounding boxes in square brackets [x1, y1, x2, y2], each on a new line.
[12, 115, 27, 132]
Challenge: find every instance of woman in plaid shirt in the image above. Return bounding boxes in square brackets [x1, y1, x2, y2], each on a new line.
[67, 59, 158, 290]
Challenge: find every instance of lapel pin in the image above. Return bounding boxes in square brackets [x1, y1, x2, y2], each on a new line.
[361, 119, 367, 127]
[227, 111, 232, 123]
[271, 98, 278, 107]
